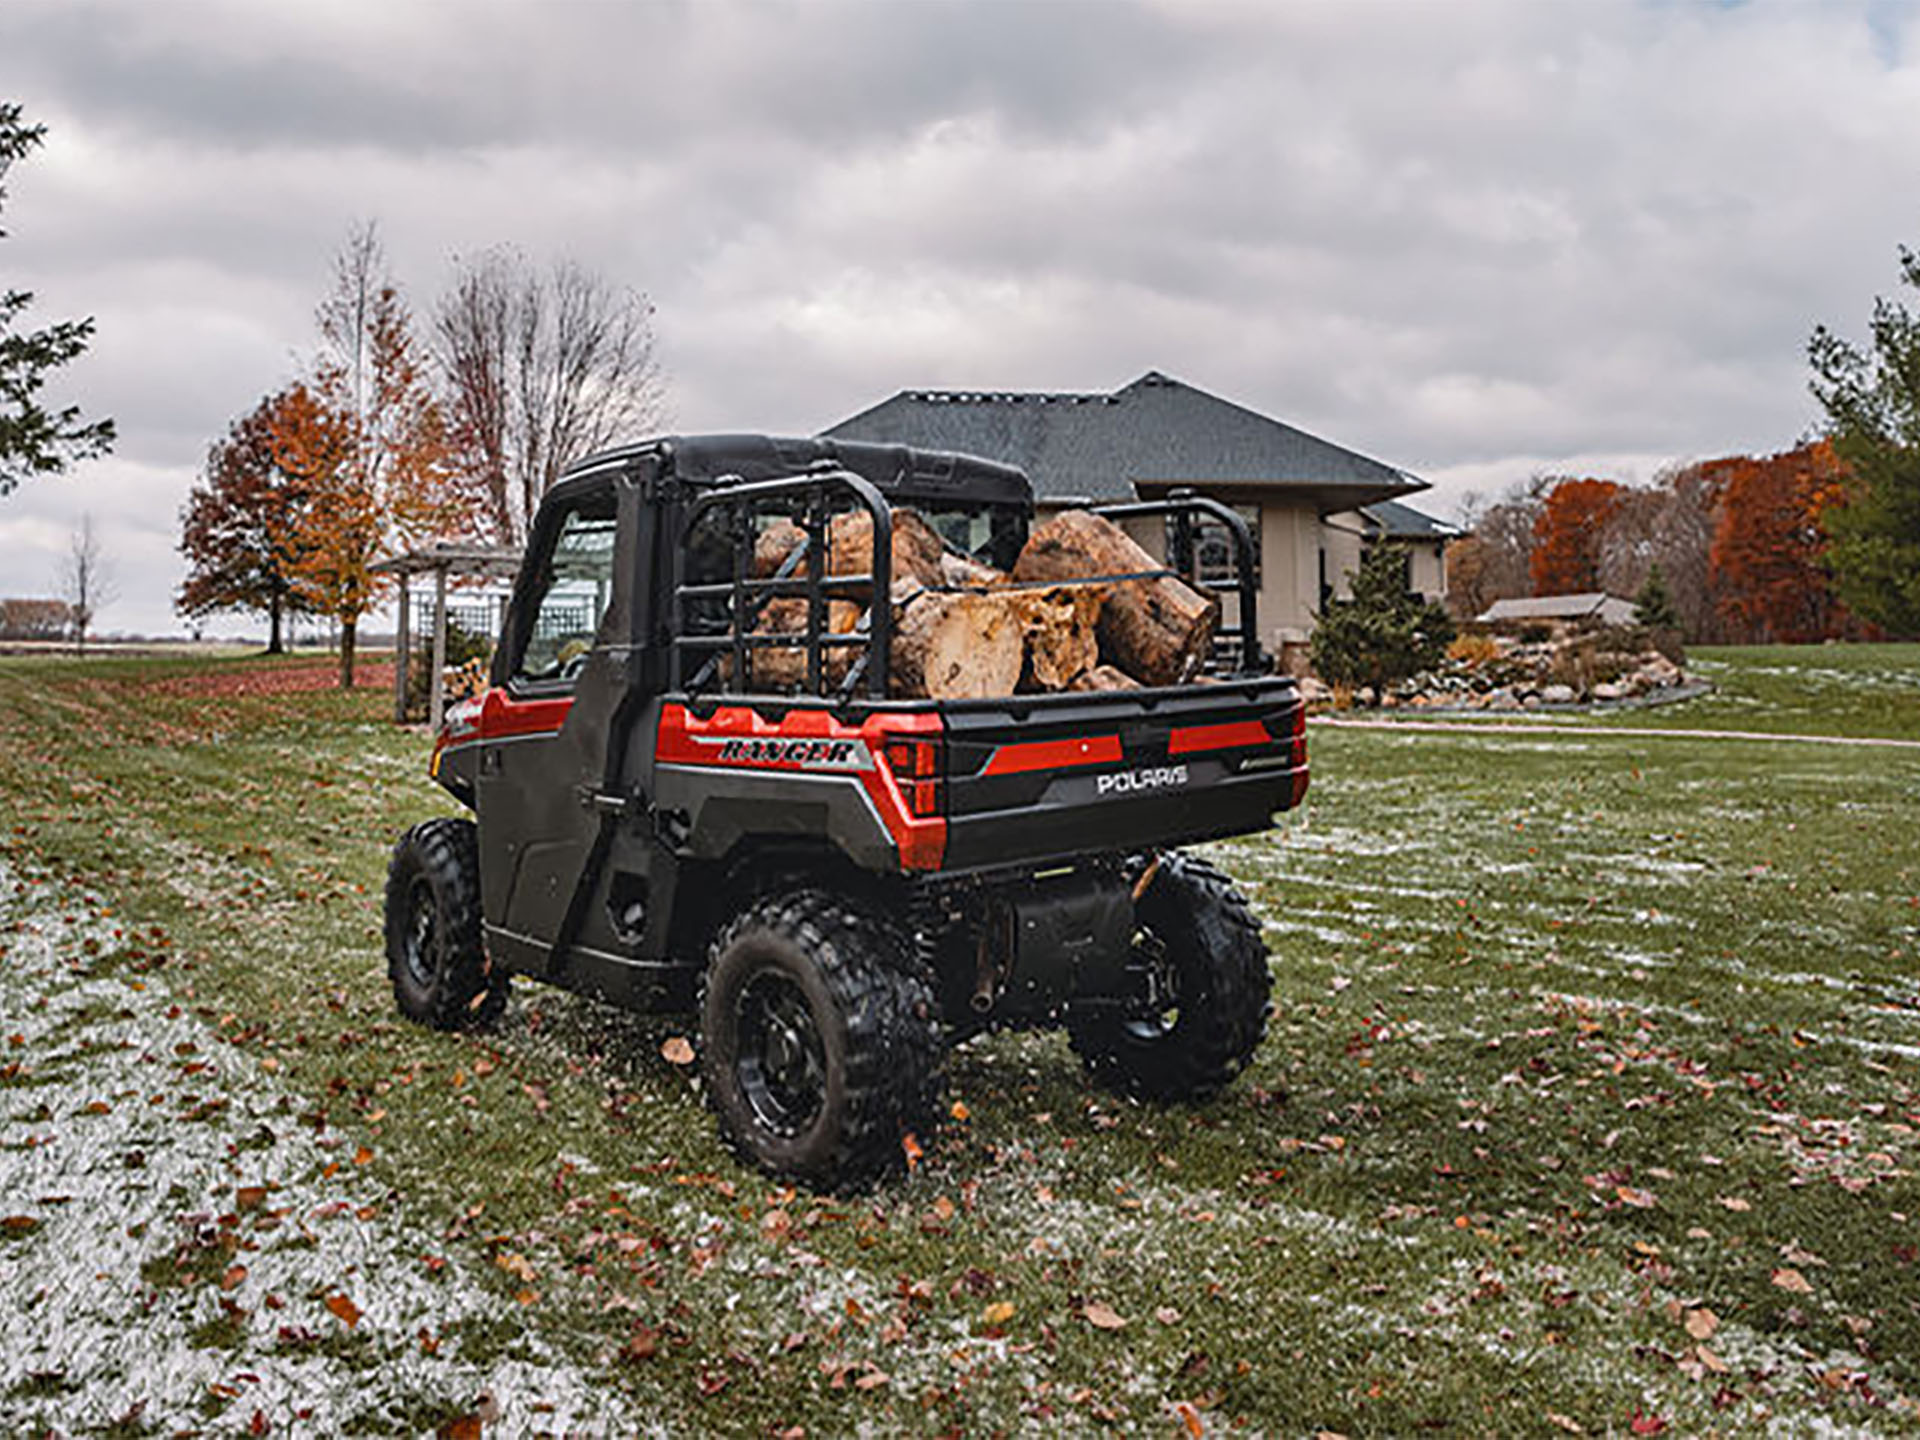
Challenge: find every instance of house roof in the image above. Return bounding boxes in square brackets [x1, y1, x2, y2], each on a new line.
[1479, 593, 1638, 625]
[822, 370, 1428, 511]
[1358, 498, 1462, 542]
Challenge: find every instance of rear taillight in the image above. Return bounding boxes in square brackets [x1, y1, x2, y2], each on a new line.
[1288, 701, 1310, 805]
[882, 736, 946, 819]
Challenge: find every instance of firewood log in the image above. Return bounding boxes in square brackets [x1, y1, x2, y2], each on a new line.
[889, 591, 1025, 700]
[1012, 510, 1218, 686]
[1001, 585, 1101, 691]
[749, 510, 949, 593]
[1070, 664, 1143, 692]
[746, 597, 863, 690]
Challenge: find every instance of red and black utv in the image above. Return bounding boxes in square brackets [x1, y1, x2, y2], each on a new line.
[385, 434, 1306, 1189]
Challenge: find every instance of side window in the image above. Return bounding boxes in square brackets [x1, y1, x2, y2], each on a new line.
[512, 498, 617, 688]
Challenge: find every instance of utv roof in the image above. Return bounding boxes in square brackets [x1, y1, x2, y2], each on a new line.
[565, 433, 1034, 510]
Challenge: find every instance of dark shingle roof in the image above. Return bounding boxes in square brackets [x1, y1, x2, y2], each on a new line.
[823, 371, 1427, 509]
[1358, 498, 1462, 541]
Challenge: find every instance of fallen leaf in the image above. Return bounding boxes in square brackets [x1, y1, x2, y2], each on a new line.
[1772, 1267, 1813, 1294]
[661, 1037, 695, 1066]
[220, 1265, 248, 1291]
[324, 1293, 361, 1328]
[1174, 1399, 1205, 1437]
[981, 1301, 1016, 1326]
[353, 1146, 373, 1166]
[1697, 1345, 1729, 1375]
[1082, 1300, 1127, 1330]
[1628, 1411, 1668, 1435]
[1616, 1185, 1657, 1209]
[1717, 1196, 1751, 1212]
[1546, 1414, 1584, 1435]
[2, 1216, 40, 1234]
[437, 1416, 481, 1440]
[235, 1186, 268, 1212]
[1684, 1308, 1719, 1341]
[1155, 1305, 1182, 1325]
[950, 1100, 971, 1122]
[901, 1132, 924, 1171]
[854, 1368, 889, 1391]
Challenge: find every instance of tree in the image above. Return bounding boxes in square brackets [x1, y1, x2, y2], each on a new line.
[178, 390, 313, 652]
[1530, 478, 1622, 595]
[1311, 541, 1455, 698]
[283, 224, 456, 687]
[1809, 244, 1920, 636]
[59, 513, 115, 653]
[1446, 478, 1545, 619]
[1, 103, 114, 496]
[0, 596, 72, 640]
[1707, 441, 1847, 643]
[1632, 564, 1679, 630]
[434, 246, 665, 546]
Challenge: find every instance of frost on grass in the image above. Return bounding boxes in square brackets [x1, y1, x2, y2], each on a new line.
[0, 857, 638, 1437]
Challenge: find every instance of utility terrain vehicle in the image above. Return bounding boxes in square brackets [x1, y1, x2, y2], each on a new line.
[385, 435, 1307, 1189]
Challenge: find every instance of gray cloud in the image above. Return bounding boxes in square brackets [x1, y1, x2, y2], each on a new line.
[2, 0, 1916, 634]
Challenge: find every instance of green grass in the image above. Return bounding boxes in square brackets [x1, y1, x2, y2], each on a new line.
[2, 645, 1918, 1433]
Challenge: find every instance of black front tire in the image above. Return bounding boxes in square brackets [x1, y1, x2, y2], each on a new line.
[700, 891, 942, 1192]
[384, 817, 509, 1030]
[1069, 851, 1271, 1101]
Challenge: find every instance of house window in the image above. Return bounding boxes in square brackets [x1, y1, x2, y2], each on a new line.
[1190, 503, 1261, 587]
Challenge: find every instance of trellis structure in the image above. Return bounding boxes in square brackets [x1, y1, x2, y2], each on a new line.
[370, 542, 521, 729]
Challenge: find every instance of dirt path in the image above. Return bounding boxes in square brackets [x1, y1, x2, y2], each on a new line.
[1313, 716, 1920, 749]
[0, 856, 633, 1436]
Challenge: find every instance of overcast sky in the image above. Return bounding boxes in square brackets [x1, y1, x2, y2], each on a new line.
[5, 0, 1919, 636]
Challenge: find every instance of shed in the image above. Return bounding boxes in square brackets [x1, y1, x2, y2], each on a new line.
[1478, 593, 1637, 627]
[370, 542, 521, 729]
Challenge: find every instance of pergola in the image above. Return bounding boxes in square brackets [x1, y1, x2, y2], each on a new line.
[371, 541, 521, 729]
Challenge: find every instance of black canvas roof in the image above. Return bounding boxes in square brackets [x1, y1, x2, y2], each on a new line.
[823, 371, 1427, 511]
[565, 433, 1033, 510]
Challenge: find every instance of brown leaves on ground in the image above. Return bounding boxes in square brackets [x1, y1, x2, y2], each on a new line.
[1771, 1267, 1813, 1294]
[660, 1036, 695, 1066]
[1081, 1300, 1127, 1330]
[323, 1292, 361, 1327]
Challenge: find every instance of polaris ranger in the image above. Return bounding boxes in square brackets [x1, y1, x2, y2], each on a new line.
[385, 435, 1307, 1189]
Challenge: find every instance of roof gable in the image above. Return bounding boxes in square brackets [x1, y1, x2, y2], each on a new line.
[824, 371, 1426, 509]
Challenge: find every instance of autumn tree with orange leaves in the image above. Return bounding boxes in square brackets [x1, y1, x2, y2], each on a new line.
[275, 225, 456, 688]
[1530, 478, 1622, 596]
[1707, 440, 1848, 643]
[177, 388, 314, 652]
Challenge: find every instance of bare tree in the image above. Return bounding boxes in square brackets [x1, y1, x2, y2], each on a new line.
[435, 247, 666, 546]
[60, 512, 115, 654]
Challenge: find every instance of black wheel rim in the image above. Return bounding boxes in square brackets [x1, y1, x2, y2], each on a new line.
[403, 876, 440, 990]
[1122, 929, 1183, 1041]
[734, 968, 826, 1137]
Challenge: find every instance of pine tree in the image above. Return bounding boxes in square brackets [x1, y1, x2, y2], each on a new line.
[2, 103, 114, 494]
[1632, 564, 1680, 630]
[1310, 542, 1455, 698]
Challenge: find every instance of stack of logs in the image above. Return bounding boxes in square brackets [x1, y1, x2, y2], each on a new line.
[747, 507, 1220, 699]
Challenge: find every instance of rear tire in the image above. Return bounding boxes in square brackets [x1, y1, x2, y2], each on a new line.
[385, 817, 509, 1030]
[700, 891, 942, 1192]
[1068, 851, 1270, 1101]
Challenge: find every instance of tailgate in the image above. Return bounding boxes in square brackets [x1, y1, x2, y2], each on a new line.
[936, 677, 1307, 873]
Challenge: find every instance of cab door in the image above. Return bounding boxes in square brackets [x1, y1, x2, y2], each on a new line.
[475, 474, 630, 974]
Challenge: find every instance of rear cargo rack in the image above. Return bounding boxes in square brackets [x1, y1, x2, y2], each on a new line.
[671, 467, 896, 701]
[669, 474, 1264, 700]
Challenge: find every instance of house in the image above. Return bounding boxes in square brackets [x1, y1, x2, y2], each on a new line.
[822, 370, 1458, 659]
[1478, 593, 1637, 628]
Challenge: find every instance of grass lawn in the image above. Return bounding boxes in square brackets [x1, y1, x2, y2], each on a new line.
[1, 644, 1917, 1435]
